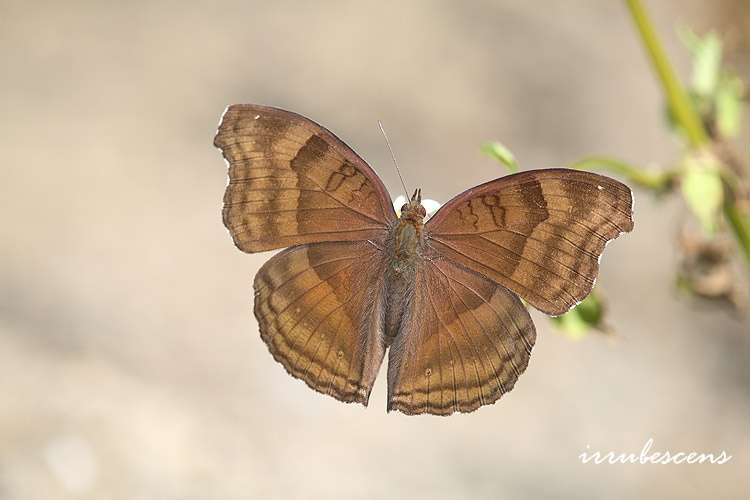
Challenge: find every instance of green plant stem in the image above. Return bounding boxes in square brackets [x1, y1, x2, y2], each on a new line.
[625, 0, 750, 270]
[725, 203, 750, 266]
[571, 156, 674, 191]
[624, 0, 710, 148]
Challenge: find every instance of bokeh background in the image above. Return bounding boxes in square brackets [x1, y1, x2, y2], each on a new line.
[2, 1, 749, 499]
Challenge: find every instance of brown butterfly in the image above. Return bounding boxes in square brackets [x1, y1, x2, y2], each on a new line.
[214, 104, 634, 415]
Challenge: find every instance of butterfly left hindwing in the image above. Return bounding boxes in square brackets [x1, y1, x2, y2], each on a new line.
[254, 240, 389, 405]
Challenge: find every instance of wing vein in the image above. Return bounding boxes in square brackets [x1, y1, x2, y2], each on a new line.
[424, 284, 457, 412]
[429, 261, 506, 398]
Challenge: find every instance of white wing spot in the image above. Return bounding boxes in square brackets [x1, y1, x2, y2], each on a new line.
[254, 114, 260, 120]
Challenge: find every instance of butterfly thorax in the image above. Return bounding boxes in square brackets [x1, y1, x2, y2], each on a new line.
[392, 201, 426, 268]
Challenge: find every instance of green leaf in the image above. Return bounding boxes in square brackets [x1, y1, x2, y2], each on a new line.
[570, 156, 674, 193]
[693, 34, 722, 96]
[680, 154, 724, 234]
[677, 26, 702, 53]
[679, 27, 722, 97]
[715, 75, 744, 138]
[550, 292, 606, 339]
[482, 141, 519, 172]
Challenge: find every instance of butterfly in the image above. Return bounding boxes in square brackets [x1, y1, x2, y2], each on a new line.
[214, 104, 634, 415]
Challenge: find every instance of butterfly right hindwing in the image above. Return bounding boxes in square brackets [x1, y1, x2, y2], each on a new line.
[387, 256, 536, 415]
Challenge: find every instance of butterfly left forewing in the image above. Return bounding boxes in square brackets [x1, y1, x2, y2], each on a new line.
[387, 257, 536, 415]
[425, 169, 633, 316]
[215, 105, 396, 253]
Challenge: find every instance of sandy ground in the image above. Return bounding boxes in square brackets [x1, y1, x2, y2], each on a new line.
[1, 1, 749, 499]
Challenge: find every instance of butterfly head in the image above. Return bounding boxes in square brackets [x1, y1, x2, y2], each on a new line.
[399, 188, 426, 222]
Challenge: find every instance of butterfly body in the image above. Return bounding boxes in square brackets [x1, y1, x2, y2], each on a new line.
[215, 104, 634, 415]
[382, 191, 428, 341]
[391, 191, 427, 268]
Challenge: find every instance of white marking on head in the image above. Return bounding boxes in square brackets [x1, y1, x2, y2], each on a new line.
[393, 195, 407, 216]
[392, 196, 442, 219]
[422, 198, 442, 218]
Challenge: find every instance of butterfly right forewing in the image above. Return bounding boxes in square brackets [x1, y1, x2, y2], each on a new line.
[425, 169, 634, 316]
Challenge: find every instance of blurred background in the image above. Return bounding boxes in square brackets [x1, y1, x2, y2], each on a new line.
[2, 1, 749, 499]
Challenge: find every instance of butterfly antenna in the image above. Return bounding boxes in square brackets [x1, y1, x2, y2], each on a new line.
[378, 120, 409, 199]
